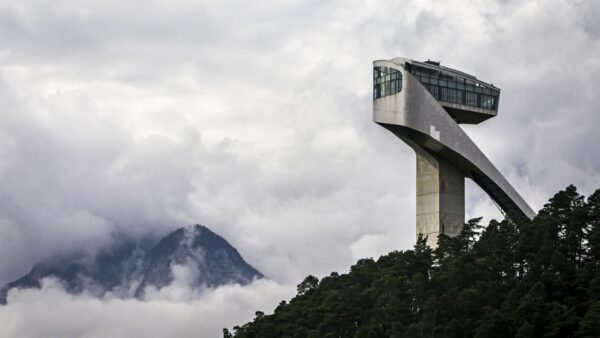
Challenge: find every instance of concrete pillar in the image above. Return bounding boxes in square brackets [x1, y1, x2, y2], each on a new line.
[416, 150, 465, 248]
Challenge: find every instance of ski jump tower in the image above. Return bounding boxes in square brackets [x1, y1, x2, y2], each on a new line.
[373, 57, 535, 248]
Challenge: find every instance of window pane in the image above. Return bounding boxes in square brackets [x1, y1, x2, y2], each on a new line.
[373, 66, 403, 99]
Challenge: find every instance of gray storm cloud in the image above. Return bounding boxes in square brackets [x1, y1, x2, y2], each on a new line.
[0, 0, 599, 336]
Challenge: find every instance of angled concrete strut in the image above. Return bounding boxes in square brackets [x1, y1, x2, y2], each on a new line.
[373, 58, 535, 247]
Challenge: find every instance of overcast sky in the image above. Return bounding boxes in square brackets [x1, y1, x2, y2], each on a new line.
[1, 0, 599, 337]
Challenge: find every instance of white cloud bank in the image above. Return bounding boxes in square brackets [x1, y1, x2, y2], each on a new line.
[0, 276, 294, 338]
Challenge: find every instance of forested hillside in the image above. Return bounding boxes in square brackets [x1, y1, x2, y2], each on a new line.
[227, 185, 600, 337]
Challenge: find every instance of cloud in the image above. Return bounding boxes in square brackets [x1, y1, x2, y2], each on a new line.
[0, 277, 295, 338]
[0, 0, 599, 334]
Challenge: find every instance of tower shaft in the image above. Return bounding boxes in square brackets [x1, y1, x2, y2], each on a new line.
[416, 150, 464, 248]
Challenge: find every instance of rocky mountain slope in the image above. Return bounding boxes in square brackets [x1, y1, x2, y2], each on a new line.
[1, 225, 262, 304]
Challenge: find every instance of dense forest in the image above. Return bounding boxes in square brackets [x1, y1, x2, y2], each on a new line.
[226, 185, 600, 337]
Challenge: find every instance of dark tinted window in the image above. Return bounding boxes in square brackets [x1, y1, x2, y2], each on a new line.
[374, 66, 403, 99]
[408, 64, 499, 110]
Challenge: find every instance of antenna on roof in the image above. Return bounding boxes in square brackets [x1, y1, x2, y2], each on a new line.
[425, 59, 441, 66]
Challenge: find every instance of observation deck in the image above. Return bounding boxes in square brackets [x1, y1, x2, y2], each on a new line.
[375, 58, 500, 124]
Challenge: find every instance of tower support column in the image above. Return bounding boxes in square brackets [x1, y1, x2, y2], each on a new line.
[416, 150, 465, 248]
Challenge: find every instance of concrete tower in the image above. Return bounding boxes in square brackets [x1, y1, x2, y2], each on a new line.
[373, 57, 535, 248]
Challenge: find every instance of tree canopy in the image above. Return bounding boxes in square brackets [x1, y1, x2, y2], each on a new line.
[229, 185, 600, 338]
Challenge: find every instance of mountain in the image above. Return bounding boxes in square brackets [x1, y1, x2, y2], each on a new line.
[1, 225, 262, 304]
[228, 185, 600, 338]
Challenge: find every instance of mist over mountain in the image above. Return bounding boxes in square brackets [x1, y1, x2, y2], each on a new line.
[0, 225, 262, 304]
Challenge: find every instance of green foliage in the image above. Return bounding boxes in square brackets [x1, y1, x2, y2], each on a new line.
[297, 275, 319, 296]
[229, 185, 600, 338]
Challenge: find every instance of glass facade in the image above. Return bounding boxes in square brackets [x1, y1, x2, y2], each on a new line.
[373, 66, 402, 99]
[407, 64, 500, 111]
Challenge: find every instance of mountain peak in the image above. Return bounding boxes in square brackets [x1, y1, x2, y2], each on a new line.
[1, 225, 262, 304]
